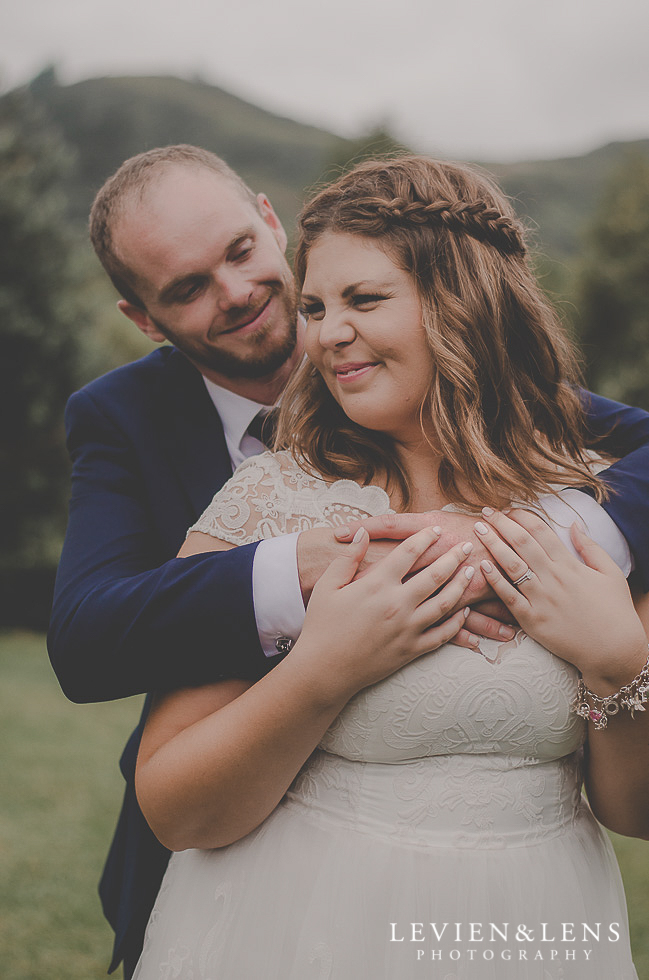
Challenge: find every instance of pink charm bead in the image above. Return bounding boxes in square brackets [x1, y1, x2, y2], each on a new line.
[589, 709, 603, 723]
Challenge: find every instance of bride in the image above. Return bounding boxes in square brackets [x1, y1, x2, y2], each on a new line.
[132, 156, 648, 978]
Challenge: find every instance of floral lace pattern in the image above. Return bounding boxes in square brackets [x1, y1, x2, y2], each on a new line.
[188, 450, 394, 543]
[188, 449, 587, 846]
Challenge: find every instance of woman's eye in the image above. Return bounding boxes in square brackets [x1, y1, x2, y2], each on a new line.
[300, 303, 325, 321]
[353, 294, 386, 308]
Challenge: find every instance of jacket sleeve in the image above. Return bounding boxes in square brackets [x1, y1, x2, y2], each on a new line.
[581, 388, 649, 590]
[47, 388, 267, 704]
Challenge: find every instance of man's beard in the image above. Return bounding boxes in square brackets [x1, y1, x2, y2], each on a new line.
[152, 281, 299, 380]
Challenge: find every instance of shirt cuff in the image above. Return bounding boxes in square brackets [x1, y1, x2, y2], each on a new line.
[533, 489, 633, 576]
[252, 532, 306, 658]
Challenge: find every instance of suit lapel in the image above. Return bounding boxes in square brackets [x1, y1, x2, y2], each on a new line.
[160, 348, 233, 519]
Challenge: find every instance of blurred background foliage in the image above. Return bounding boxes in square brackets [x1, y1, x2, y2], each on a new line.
[1, 66, 648, 628]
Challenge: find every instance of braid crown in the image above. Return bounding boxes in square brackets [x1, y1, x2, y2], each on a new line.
[341, 194, 527, 257]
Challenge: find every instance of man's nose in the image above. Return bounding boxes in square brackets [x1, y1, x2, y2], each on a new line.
[317, 311, 356, 349]
[215, 269, 253, 311]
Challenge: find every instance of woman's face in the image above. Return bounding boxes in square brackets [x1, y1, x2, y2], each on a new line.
[301, 232, 433, 445]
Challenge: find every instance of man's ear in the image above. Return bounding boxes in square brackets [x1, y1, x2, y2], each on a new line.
[117, 300, 167, 343]
[257, 193, 288, 253]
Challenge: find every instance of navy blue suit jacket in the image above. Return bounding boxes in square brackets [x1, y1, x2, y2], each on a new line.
[47, 345, 649, 974]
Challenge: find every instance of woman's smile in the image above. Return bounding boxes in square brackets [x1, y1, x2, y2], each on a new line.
[332, 361, 380, 383]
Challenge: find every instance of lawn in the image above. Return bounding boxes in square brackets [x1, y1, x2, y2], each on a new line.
[1, 632, 142, 979]
[1, 632, 648, 979]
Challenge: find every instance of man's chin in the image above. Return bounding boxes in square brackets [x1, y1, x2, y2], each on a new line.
[194, 332, 298, 380]
[200, 350, 294, 380]
[152, 305, 298, 381]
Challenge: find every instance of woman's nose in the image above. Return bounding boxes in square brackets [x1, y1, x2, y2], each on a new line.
[317, 311, 356, 349]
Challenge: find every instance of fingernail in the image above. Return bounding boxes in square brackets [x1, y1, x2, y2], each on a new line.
[463, 607, 470, 618]
[499, 625, 516, 639]
[482, 507, 494, 517]
[433, 525, 442, 535]
[352, 528, 365, 543]
[480, 559, 493, 573]
[464, 565, 475, 580]
[474, 521, 488, 535]
[334, 526, 352, 540]
[462, 541, 473, 555]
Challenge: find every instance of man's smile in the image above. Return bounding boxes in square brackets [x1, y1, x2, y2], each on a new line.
[219, 295, 274, 337]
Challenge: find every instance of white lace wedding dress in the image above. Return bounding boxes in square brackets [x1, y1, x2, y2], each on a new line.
[133, 451, 637, 980]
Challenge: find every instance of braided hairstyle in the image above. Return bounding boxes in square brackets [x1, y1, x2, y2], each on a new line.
[278, 155, 604, 509]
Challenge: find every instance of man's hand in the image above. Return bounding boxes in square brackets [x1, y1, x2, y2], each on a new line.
[336, 512, 492, 597]
[296, 513, 518, 648]
[456, 598, 518, 648]
[296, 528, 431, 603]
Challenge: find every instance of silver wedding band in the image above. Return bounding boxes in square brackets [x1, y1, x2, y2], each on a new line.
[512, 568, 533, 587]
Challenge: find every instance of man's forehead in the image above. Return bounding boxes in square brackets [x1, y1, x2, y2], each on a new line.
[112, 166, 258, 278]
[120, 166, 254, 233]
[142, 163, 248, 204]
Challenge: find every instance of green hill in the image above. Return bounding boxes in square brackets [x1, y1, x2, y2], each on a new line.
[488, 141, 649, 258]
[24, 68, 350, 234]
[18, 69, 649, 259]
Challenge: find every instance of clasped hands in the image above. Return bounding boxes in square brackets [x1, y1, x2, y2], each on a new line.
[297, 510, 518, 652]
[297, 507, 644, 675]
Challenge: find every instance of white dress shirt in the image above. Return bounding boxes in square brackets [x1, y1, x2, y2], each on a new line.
[203, 376, 632, 655]
[203, 377, 303, 657]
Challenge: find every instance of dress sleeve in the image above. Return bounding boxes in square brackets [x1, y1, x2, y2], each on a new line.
[188, 450, 394, 546]
[188, 452, 302, 545]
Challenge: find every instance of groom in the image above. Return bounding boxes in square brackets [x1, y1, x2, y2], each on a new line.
[48, 144, 649, 977]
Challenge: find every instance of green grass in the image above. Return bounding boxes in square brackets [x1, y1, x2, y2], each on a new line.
[1, 633, 648, 979]
[610, 830, 649, 979]
[0, 632, 142, 979]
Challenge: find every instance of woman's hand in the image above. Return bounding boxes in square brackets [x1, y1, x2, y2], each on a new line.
[292, 525, 475, 704]
[333, 512, 519, 648]
[137, 526, 475, 851]
[473, 508, 647, 694]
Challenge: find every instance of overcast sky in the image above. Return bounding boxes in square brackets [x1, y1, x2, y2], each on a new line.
[2, 0, 648, 161]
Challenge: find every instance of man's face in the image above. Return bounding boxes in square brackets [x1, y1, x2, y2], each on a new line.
[113, 165, 299, 382]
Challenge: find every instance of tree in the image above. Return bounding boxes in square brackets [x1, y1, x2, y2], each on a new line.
[573, 150, 649, 409]
[0, 83, 85, 619]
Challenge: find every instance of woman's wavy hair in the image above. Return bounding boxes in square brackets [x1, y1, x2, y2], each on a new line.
[277, 155, 605, 509]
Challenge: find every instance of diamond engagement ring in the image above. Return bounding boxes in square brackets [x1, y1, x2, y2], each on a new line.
[512, 568, 533, 587]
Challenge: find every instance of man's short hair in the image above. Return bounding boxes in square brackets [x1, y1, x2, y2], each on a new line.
[89, 145, 257, 308]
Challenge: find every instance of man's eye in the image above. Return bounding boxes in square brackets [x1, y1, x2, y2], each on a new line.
[175, 281, 205, 303]
[300, 303, 325, 321]
[233, 243, 254, 262]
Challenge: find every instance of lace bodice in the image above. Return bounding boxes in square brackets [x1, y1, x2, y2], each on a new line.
[191, 450, 587, 849]
[190, 451, 585, 766]
[189, 450, 394, 542]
